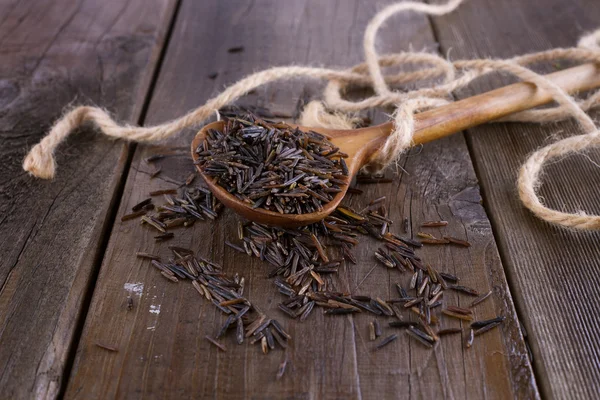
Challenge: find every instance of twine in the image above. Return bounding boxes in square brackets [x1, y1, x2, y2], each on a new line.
[23, 0, 600, 230]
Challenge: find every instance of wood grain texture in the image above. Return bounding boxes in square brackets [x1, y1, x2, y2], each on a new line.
[66, 0, 536, 398]
[0, 0, 176, 398]
[429, 0, 600, 398]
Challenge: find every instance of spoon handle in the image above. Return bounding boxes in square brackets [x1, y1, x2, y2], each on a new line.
[410, 63, 600, 145]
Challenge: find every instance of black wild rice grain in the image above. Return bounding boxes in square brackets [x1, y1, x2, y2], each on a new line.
[185, 172, 196, 186]
[95, 342, 118, 352]
[141, 216, 166, 233]
[324, 308, 358, 315]
[217, 315, 235, 338]
[437, 328, 462, 336]
[347, 187, 363, 195]
[474, 321, 502, 336]
[205, 336, 227, 352]
[439, 272, 459, 283]
[391, 304, 404, 320]
[225, 241, 246, 253]
[161, 271, 179, 282]
[374, 320, 382, 337]
[449, 285, 479, 296]
[154, 232, 174, 241]
[396, 283, 407, 298]
[132, 198, 152, 212]
[442, 309, 474, 321]
[466, 329, 474, 348]
[405, 328, 433, 348]
[471, 316, 505, 329]
[150, 165, 162, 178]
[299, 301, 315, 321]
[409, 326, 435, 343]
[446, 305, 473, 315]
[429, 300, 442, 309]
[421, 221, 448, 227]
[404, 298, 423, 308]
[236, 318, 244, 344]
[417, 232, 436, 239]
[250, 333, 265, 345]
[276, 358, 288, 380]
[444, 236, 471, 247]
[265, 328, 276, 350]
[470, 290, 493, 308]
[410, 272, 418, 289]
[121, 210, 147, 221]
[136, 252, 161, 260]
[271, 328, 288, 349]
[375, 334, 398, 350]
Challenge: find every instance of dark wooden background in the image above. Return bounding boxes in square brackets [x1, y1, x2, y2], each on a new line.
[1, 0, 598, 399]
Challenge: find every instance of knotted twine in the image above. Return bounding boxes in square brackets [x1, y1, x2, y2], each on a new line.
[22, 0, 600, 230]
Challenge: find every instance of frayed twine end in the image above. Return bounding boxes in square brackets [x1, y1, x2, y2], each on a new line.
[23, 143, 56, 180]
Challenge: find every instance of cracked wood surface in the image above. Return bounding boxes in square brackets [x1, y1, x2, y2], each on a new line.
[0, 0, 177, 398]
[430, 0, 600, 398]
[64, 1, 535, 398]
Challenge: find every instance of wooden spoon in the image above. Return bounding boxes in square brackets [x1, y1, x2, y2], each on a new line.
[192, 63, 600, 227]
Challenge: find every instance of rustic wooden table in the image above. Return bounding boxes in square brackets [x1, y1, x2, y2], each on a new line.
[2, 0, 600, 399]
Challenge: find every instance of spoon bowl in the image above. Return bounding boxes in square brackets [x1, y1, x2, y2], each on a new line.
[191, 63, 600, 227]
[191, 120, 375, 226]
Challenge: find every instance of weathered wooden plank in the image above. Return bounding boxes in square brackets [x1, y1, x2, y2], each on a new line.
[0, 0, 177, 398]
[66, 0, 536, 398]
[429, 0, 600, 398]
